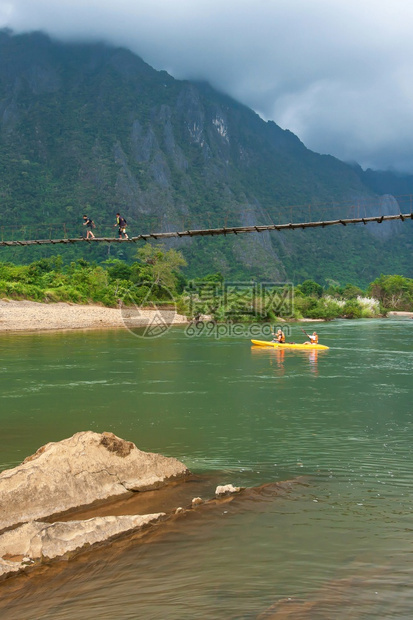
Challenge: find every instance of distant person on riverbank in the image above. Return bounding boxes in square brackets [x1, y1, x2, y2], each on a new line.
[304, 331, 319, 345]
[272, 329, 285, 343]
[114, 213, 128, 239]
[83, 215, 95, 239]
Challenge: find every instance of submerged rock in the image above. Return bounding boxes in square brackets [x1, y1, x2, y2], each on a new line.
[0, 431, 189, 532]
[0, 513, 164, 579]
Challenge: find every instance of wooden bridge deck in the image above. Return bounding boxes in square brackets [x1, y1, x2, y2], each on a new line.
[0, 212, 411, 247]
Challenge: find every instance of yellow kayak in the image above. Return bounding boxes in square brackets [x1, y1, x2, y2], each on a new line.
[251, 339, 329, 350]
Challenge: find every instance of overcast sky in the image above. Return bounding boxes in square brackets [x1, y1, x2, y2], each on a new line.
[2, 0, 413, 172]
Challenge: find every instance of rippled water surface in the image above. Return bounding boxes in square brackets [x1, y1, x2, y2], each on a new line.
[0, 319, 412, 619]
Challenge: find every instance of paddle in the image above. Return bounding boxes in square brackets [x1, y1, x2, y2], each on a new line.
[300, 326, 311, 340]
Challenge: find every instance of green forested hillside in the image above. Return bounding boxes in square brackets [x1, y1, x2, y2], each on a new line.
[0, 30, 412, 285]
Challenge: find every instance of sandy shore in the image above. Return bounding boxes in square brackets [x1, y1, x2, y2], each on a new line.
[0, 300, 188, 333]
[387, 311, 413, 318]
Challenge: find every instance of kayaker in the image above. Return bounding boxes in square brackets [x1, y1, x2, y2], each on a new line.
[272, 329, 285, 343]
[304, 331, 318, 345]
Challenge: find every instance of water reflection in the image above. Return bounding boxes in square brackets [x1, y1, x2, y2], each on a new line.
[308, 349, 318, 375]
[251, 344, 328, 376]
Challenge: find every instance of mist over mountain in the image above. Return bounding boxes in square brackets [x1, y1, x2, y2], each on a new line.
[0, 30, 411, 285]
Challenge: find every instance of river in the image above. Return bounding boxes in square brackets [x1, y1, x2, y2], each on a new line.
[0, 318, 412, 619]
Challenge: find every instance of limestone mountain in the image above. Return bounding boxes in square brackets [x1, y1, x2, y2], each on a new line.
[0, 30, 411, 285]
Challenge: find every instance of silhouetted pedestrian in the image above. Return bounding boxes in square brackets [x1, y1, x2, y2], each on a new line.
[114, 213, 128, 239]
[83, 215, 95, 239]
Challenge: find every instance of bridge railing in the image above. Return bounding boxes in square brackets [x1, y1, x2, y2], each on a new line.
[1, 195, 412, 243]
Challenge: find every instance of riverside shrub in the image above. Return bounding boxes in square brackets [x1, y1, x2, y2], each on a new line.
[0, 258, 407, 318]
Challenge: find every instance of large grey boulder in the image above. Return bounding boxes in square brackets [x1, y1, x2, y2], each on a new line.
[0, 431, 189, 532]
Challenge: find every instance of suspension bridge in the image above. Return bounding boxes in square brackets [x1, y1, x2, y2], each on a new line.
[0, 211, 411, 247]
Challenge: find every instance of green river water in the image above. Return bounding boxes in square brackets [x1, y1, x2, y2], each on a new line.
[0, 318, 412, 619]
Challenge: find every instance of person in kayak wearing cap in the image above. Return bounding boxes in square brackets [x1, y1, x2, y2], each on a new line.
[272, 329, 286, 343]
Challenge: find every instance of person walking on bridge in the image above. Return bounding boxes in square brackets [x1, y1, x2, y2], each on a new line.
[83, 215, 95, 239]
[114, 213, 128, 239]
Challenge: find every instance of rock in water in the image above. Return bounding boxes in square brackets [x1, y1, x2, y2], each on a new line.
[0, 431, 189, 532]
[215, 484, 242, 496]
[0, 514, 164, 562]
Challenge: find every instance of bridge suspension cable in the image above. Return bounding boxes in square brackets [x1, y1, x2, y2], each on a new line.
[0, 212, 411, 247]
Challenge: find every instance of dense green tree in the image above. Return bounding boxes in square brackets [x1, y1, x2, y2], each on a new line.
[135, 245, 187, 292]
[341, 283, 365, 299]
[368, 274, 413, 310]
[105, 259, 132, 282]
[299, 280, 323, 298]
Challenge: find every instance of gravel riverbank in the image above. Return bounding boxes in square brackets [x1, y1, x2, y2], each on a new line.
[0, 300, 188, 333]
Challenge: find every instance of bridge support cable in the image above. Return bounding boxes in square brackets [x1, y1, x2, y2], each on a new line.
[0, 212, 411, 248]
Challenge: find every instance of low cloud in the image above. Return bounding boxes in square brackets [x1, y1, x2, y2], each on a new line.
[2, 0, 413, 171]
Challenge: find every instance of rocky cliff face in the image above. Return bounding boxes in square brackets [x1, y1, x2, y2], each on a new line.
[0, 30, 411, 283]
